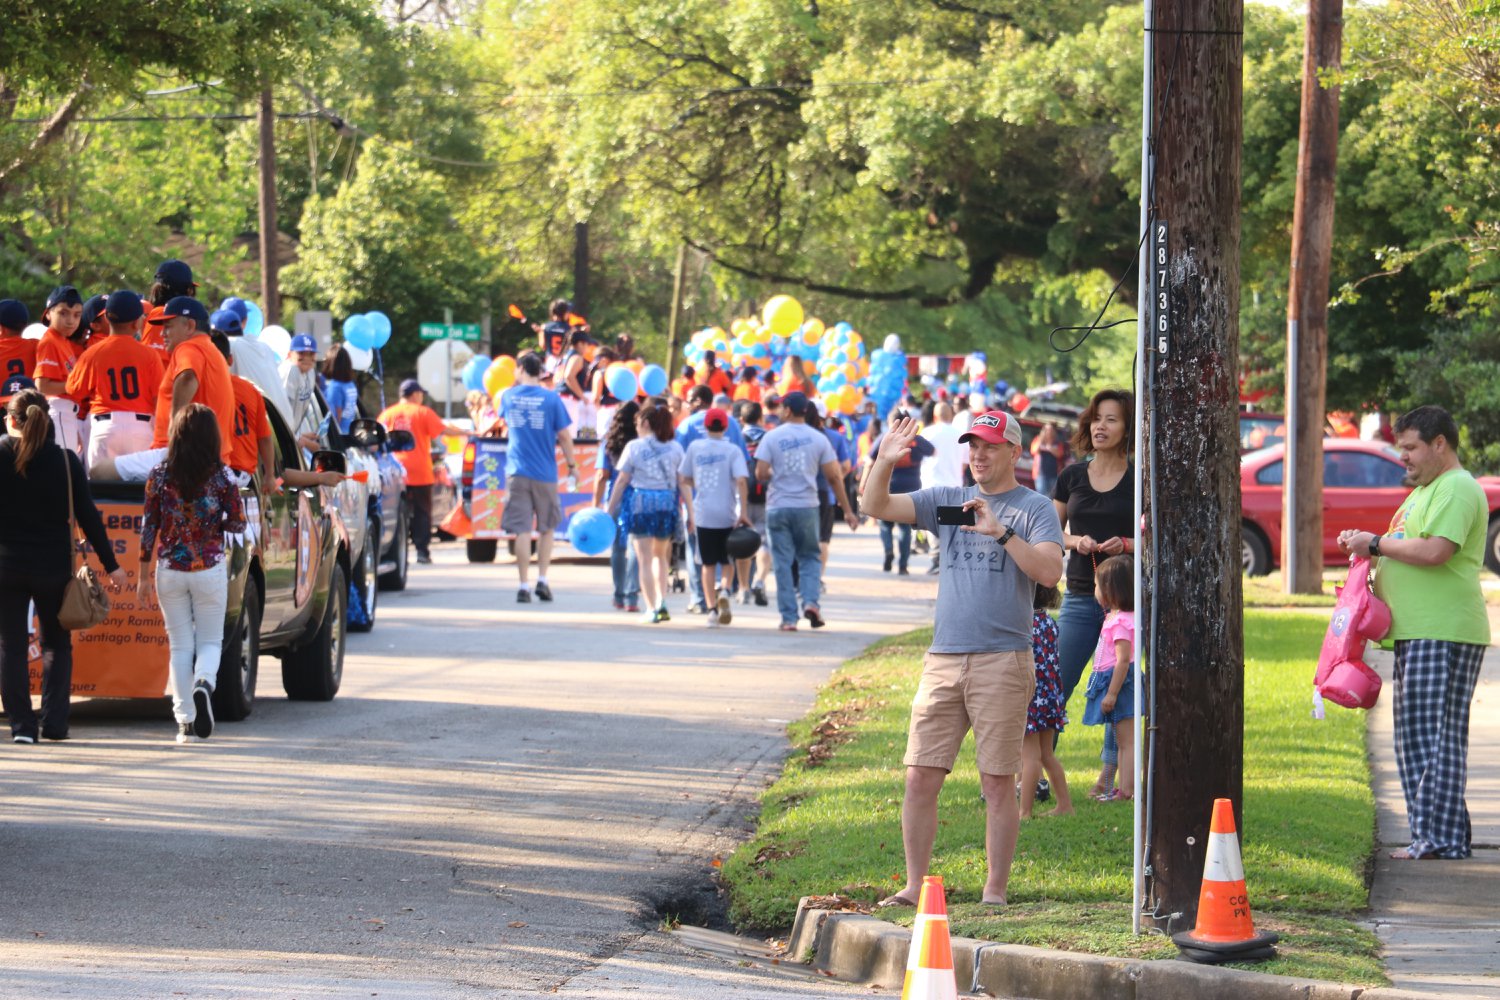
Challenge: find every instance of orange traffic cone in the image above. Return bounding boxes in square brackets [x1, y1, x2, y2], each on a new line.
[901, 875, 958, 1000]
[1172, 798, 1279, 964]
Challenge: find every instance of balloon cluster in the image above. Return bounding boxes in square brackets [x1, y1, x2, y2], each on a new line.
[458, 350, 671, 406]
[342, 312, 393, 351]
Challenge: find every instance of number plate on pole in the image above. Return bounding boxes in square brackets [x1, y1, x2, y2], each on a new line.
[1153, 221, 1169, 357]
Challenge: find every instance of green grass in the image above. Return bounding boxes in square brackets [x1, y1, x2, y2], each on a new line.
[1243, 572, 1338, 608]
[722, 611, 1385, 985]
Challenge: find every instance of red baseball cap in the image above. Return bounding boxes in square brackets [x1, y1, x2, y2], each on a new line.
[704, 407, 730, 432]
[959, 410, 1022, 447]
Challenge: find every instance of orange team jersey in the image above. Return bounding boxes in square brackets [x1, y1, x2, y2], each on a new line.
[33, 329, 87, 401]
[377, 400, 445, 487]
[65, 335, 166, 417]
[733, 382, 762, 403]
[227, 374, 271, 476]
[151, 334, 235, 463]
[0, 337, 38, 397]
[140, 306, 169, 356]
[699, 368, 732, 396]
[670, 376, 695, 400]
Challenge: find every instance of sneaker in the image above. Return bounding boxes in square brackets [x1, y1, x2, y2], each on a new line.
[41, 730, 68, 742]
[804, 606, 825, 629]
[175, 722, 193, 744]
[898, 566, 910, 576]
[705, 616, 720, 628]
[613, 600, 625, 611]
[517, 588, 532, 604]
[1036, 779, 1052, 804]
[686, 602, 709, 615]
[656, 603, 671, 623]
[926, 563, 941, 576]
[192, 682, 214, 740]
[416, 553, 433, 564]
[752, 584, 768, 607]
[716, 592, 732, 626]
[625, 603, 641, 613]
[641, 609, 659, 624]
[778, 622, 798, 632]
[883, 555, 893, 572]
[12, 734, 35, 745]
[534, 581, 553, 602]
[739, 587, 752, 605]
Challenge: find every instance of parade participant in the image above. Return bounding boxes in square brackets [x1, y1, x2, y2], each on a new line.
[557, 329, 597, 435]
[0, 388, 125, 744]
[806, 403, 851, 581]
[762, 391, 782, 429]
[678, 407, 751, 627]
[1339, 405, 1492, 860]
[608, 401, 684, 624]
[281, 333, 319, 437]
[210, 333, 272, 487]
[0, 299, 38, 404]
[538, 299, 575, 373]
[78, 293, 110, 348]
[378, 379, 470, 566]
[497, 353, 576, 598]
[755, 392, 858, 631]
[322, 343, 360, 435]
[733, 367, 762, 403]
[864, 411, 934, 574]
[137, 404, 246, 744]
[33, 285, 89, 455]
[593, 400, 641, 613]
[739, 401, 771, 606]
[861, 410, 1064, 908]
[65, 290, 165, 472]
[210, 306, 294, 425]
[141, 259, 197, 355]
[676, 384, 750, 612]
[697, 350, 732, 396]
[588, 345, 620, 439]
[671, 365, 696, 401]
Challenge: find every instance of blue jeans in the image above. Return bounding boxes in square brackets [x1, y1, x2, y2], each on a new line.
[1057, 589, 1106, 707]
[878, 520, 911, 570]
[686, 529, 706, 607]
[610, 529, 640, 607]
[768, 506, 821, 626]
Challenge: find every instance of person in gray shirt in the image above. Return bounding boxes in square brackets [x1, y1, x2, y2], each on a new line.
[862, 409, 1065, 909]
[754, 391, 858, 631]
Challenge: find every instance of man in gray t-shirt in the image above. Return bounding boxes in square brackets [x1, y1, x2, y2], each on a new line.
[862, 409, 1065, 909]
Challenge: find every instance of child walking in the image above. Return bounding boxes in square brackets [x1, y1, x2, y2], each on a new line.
[678, 407, 751, 627]
[1020, 584, 1073, 818]
[138, 404, 246, 744]
[1081, 555, 1136, 801]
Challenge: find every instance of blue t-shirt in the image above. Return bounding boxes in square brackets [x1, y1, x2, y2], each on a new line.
[758, 422, 837, 510]
[816, 428, 852, 505]
[869, 432, 935, 495]
[499, 383, 571, 482]
[325, 379, 359, 435]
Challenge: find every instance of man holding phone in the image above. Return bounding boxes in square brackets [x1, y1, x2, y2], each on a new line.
[862, 410, 1064, 908]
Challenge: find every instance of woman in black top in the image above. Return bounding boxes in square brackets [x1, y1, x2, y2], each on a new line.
[0, 388, 125, 743]
[1052, 388, 1135, 710]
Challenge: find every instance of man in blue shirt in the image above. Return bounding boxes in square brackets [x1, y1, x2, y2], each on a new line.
[499, 352, 576, 603]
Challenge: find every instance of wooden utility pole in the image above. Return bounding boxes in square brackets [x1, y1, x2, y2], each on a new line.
[257, 85, 280, 323]
[1283, 0, 1343, 594]
[1143, 0, 1245, 933]
[664, 242, 687, 374]
[573, 222, 590, 314]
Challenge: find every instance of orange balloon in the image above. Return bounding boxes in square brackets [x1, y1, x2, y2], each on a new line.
[1011, 392, 1031, 414]
[626, 359, 644, 376]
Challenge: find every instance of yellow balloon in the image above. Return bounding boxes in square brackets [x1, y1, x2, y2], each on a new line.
[763, 295, 804, 337]
[842, 362, 860, 381]
[802, 317, 825, 340]
[838, 387, 860, 415]
[485, 355, 517, 397]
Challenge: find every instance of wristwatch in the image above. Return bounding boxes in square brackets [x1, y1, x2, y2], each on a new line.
[1369, 534, 1383, 557]
[998, 525, 1017, 545]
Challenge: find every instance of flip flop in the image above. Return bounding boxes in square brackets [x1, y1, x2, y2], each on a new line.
[981, 897, 1007, 907]
[877, 891, 920, 909]
[1389, 848, 1439, 860]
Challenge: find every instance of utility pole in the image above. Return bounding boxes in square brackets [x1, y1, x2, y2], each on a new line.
[664, 242, 687, 374]
[1142, 0, 1245, 934]
[573, 222, 590, 315]
[257, 85, 280, 324]
[1283, 0, 1343, 594]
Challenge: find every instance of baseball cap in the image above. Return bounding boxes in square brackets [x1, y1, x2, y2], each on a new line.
[81, 292, 108, 327]
[763, 391, 781, 407]
[959, 410, 1023, 447]
[218, 296, 250, 322]
[400, 378, 425, 396]
[703, 407, 729, 432]
[290, 333, 317, 353]
[45, 285, 83, 310]
[153, 259, 195, 289]
[209, 308, 243, 334]
[517, 352, 544, 378]
[146, 296, 209, 330]
[781, 391, 810, 416]
[0, 299, 30, 331]
[2, 374, 35, 396]
[104, 290, 144, 323]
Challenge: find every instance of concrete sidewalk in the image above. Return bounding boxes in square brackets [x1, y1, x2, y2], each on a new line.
[1365, 603, 1500, 998]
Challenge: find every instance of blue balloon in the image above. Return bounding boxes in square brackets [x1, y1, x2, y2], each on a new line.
[242, 301, 264, 339]
[567, 507, 616, 556]
[606, 364, 638, 401]
[344, 314, 374, 350]
[462, 354, 491, 392]
[639, 363, 668, 397]
[219, 297, 250, 323]
[833, 322, 853, 336]
[367, 311, 393, 349]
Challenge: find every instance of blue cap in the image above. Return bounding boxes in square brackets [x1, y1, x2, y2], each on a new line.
[289, 333, 317, 353]
[218, 296, 249, 322]
[81, 293, 108, 328]
[781, 391, 810, 416]
[400, 378, 424, 396]
[153, 259, 195, 289]
[209, 308, 243, 334]
[147, 296, 209, 330]
[2, 374, 35, 396]
[45, 285, 83, 310]
[104, 290, 144, 323]
[0, 299, 30, 331]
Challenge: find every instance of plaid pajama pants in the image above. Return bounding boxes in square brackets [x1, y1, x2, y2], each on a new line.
[1392, 639, 1488, 859]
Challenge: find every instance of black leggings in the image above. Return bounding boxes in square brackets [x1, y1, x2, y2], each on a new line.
[406, 485, 433, 557]
[0, 569, 72, 740]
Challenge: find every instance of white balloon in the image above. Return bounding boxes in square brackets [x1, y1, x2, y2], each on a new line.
[22, 323, 46, 341]
[883, 333, 903, 354]
[344, 343, 374, 371]
[259, 325, 292, 357]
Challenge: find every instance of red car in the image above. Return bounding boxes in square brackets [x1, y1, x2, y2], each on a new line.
[1240, 439, 1500, 576]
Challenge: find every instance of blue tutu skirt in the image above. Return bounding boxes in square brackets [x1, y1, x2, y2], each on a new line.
[620, 487, 679, 539]
[1081, 665, 1139, 725]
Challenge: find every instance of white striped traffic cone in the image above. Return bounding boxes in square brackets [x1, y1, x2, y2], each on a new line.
[1172, 798, 1279, 963]
[901, 875, 958, 1000]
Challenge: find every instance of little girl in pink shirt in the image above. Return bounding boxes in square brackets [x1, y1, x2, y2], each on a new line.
[1081, 555, 1136, 801]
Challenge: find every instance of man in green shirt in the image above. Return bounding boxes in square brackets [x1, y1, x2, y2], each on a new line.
[1339, 405, 1491, 860]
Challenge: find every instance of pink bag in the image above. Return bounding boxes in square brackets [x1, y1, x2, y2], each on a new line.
[1313, 557, 1389, 715]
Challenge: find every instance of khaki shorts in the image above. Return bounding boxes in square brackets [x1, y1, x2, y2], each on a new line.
[904, 650, 1035, 776]
[502, 475, 562, 534]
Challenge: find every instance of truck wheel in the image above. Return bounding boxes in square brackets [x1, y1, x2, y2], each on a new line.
[378, 507, 409, 592]
[282, 563, 347, 702]
[1242, 524, 1272, 577]
[213, 579, 260, 722]
[349, 515, 379, 632]
[467, 538, 497, 563]
[1486, 516, 1500, 577]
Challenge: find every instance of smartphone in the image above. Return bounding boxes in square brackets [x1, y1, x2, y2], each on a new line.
[935, 505, 976, 526]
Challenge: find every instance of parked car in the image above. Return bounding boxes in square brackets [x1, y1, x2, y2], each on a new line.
[1240, 439, 1500, 576]
[1239, 411, 1286, 452]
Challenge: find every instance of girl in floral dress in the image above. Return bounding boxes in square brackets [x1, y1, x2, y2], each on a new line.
[1020, 584, 1073, 818]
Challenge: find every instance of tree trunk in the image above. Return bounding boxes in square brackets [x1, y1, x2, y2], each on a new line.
[0, 88, 88, 197]
[1143, 0, 1246, 933]
[258, 85, 281, 324]
[1283, 0, 1343, 594]
[573, 221, 590, 315]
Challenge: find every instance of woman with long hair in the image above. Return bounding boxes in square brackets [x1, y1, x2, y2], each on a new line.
[606, 402, 684, 623]
[322, 343, 360, 435]
[138, 403, 246, 744]
[592, 399, 641, 611]
[0, 389, 125, 743]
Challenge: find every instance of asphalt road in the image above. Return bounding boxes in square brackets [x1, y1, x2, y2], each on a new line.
[0, 527, 932, 997]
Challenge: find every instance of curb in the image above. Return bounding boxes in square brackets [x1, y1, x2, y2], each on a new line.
[787, 899, 1442, 999]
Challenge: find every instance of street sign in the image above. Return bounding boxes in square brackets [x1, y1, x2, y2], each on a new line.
[419, 322, 482, 342]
